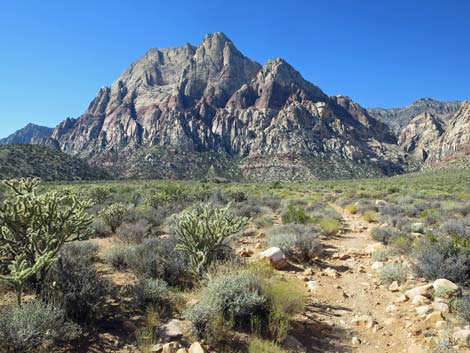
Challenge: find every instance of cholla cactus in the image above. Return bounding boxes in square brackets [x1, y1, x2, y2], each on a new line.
[173, 203, 247, 278]
[0, 178, 92, 305]
[99, 203, 127, 232]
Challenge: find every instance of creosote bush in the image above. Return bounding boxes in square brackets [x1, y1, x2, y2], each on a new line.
[134, 278, 170, 310]
[318, 218, 341, 236]
[281, 204, 311, 224]
[248, 338, 287, 353]
[363, 210, 379, 223]
[379, 262, 409, 285]
[0, 300, 80, 353]
[268, 224, 321, 262]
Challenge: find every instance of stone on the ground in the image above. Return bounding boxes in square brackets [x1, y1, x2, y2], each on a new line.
[188, 342, 205, 353]
[405, 284, 433, 299]
[122, 320, 137, 332]
[388, 281, 399, 292]
[239, 248, 253, 257]
[159, 319, 184, 340]
[435, 320, 447, 329]
[163, 342, 181, 353]
[351, 315, 375, 329]
[306, 280, 319, 292]
[432, 302, 449, 313]
[284, 335, 306, 352]
[371, 261, 384, 270]
[260, 247, 288, 270]
[411, 294, 431, 306]
[425, 311, 443, 325]
[351, 336, 361, 345]
[433, 278, 460, 297]
[397, 294, 408, 302]
[322, 267, 340, 278]
[386, 304, 397, 313]
[176, 349, 188, 353]
[415, 305, 433, 315]
[453, 330, 470, 346]
[410, 222, 424, 233]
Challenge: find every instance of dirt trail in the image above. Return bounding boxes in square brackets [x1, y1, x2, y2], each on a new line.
[287, 205, 416, 353]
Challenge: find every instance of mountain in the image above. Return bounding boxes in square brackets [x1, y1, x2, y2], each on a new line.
[398, 112, 445, 162]
[368, 98, 462, 133]
[0, 123, 53, 145]
[424, 101, 470, 167]
[42, 32, 413, 181]
[0, 144, 108, 181]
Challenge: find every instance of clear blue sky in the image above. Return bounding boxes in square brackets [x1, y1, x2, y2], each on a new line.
[1, 0, 469, 137]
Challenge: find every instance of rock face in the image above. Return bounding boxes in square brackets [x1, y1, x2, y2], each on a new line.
[368, 98, 462, 133]
[0, 123, 53, 145]
[424, 101, 470, 167]
[41, 32, 411, 181]
[398, 112, 445, 162]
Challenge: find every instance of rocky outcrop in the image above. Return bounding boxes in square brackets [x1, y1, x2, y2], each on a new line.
[424, 101, 470, 167]
[368, 98, 462, 133]
[40, 32, 414, 180]
[398, 112, 445, 162]
[0, 123, 53, 145]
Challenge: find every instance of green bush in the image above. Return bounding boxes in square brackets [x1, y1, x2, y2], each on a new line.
[99, 203, 128, 232]
[371, 226, 398, 245]
[134, 278, 170, 310]
[345, 204, 358, 214]
[116, 219, 152, 244]
[281, 204, 311, 224]
[268, 224, 321, 261]
[379, 262, 409, 285]
[102, 244, 135, 270]
[363, 210, 379, 222]
[0, 300, 80, 352]
[318, 218, 341, 236]
[249, 338, 286, 353]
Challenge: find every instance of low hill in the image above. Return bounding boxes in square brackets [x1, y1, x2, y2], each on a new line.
[0, 144, 108, 181]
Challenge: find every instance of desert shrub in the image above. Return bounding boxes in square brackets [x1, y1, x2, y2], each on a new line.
[441, 219, 468, 238]
[60, 240, 99, 262]
[268, 224, 321, 262]
[102, 243, 136, 270]
[414, 239, 470, 286]
[318, 218, 341, 236]
[134, 278, 170, 310]
[453, 295, 470, 323]
[248, 338, 286, 353]
[88, 186, 111, 205]
[391, 235, 414, 255]
[259, 195, 282, 210]
[371, 226, 398, 245]
[379, 262, 409, 284]
[235, 202, 263, 219]
[185, 271, 266, 338]
[345, 204, 358, 214]
[0, 300, 80, 353]
[91, 217, 112, 237]
[254, 215, 275, 229]
[226, 189, 247, 203]
[372, 250, 389, 261]
[363, 210, 379, 223]
[144, 190, 171, 209]
[281, 204, 311, 224]
[174, 203, 247, 278]
[100, 203, 128, 232]
[116, 219, 152, 244]
[43, 247, 109, 323]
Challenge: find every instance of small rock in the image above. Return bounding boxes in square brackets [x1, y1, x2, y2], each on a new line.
[453, 330, 470, 347]
[411, 294, 431, 306]
[408, 343, 426, 353]
[425, 311, 444, 325]
[397, 294, 408, 302]
[260, 247, 288, 270]
[306, 280, 319, 292]
[435, 320, 447, 329]
[371, 261, 384, 270]
[351, 336, 361, 346]
[432, 302, 449, 313]
[405, 284, 433, 299]
[388, 281, 400, 292]
[188, 342, 205, 353]
[433, 278, 460, 297]
[322, 267, 340, 278]
[351, 315, 375, 329]
[176, 349, 188, 353]
[415, 305, 433, 316]
[122, 320, 137, 333]
[163, 342, 181, 353]
[383, 318, 396, 326]
[158, 319, 184, 341]
[239, 248, 253, 257]
[386, 304, 397, 313]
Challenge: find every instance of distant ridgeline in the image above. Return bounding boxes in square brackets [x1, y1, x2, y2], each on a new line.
[0, 33, 468, 181]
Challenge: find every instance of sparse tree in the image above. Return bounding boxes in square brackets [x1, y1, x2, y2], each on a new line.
[0, 178, 92, 305]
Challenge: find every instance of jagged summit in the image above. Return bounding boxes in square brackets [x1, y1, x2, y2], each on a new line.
[10, 32, 417, 181]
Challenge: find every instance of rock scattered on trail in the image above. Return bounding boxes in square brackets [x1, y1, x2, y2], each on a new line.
[388, 281, 399, 292]
[405, 284, 433, 299]
[158, 319, 184, 340]
[260, 247, 288, 269]
[453, 329, 470, 346]
[284, 335, 306, 352]
[371, 261, 384, 270]
[188, 342, 206, 353]
[351, 336, 361, 346]
[433, 278, 460, 297]
[306, 280, 319, 292]
[411, 294, 430, 306]
[322, 267, 340, 278]
[350, 314, 376, 329]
